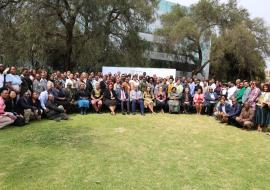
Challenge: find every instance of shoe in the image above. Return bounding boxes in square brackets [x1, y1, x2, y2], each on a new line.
[127, 112, 130, 115]
[141, 113, 145, 116]
[132, 113, 136, 115]
[122, 112, 126, 115]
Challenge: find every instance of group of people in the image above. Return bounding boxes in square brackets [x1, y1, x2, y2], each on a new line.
[0, 64, 269, 133]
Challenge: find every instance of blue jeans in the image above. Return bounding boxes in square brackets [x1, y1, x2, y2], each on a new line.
[131, 99, 144, 114]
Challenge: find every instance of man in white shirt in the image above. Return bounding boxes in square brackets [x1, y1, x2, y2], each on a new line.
[6, 66, 22, 94]
[227, 82, 237, 104]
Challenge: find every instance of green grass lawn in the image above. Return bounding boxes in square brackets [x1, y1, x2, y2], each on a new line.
[0, 114, 270, 190]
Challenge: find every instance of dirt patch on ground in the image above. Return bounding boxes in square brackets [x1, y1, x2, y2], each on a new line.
[115, 128, 126, 133]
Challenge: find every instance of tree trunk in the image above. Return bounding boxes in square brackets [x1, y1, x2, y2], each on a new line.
[65, 25, 74, 71]
[192, 45, 203, 75]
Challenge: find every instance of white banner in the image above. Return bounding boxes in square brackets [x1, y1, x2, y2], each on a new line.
[102, 66, 176, 79]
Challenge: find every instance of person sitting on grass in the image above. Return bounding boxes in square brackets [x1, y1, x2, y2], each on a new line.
[103, 83, 117, 115]
[0, 88, 17, 129]
[155, 86, 166, 114]
[45, 94, 68, 121]
[216, 97, 231, 122]
[39, 81, 54, 112]
[30, 91, 43, 121]
[143, 86, 155, 114]
[4, 90, 25, 126]
[130, 86, 144, 116]
[193, 88, 204, 115]
[227, 97, 242, 125]
[17, 91, 38, 124]
[76, 83, 90, 115]
[236, 102, 255, 130]
[168, 87, 180, 114]
[91, 83, 103, 113]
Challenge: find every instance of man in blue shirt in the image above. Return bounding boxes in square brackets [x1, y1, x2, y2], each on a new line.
[130, 87, 144, 116]
[227, 97, 242, 125]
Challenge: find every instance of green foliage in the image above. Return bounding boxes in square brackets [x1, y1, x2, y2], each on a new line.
[156, 0, 270, 80]
[0, 0, 158, 70]
[210, 18, 270, 81]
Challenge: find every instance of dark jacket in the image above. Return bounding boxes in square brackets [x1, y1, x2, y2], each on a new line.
[100, 81, 107, 91]
[181, 92, 193, 105]
[4, 98, 18, 114]
[17, 96, 34, 114]
[76, 90, 90, 100]
[30, 98, 42, 115]
[228, 103, 242, 118]
[45, 100, 64, 119]
[86, 79, 93, 94]
[103, 89, 117, 100]
[20, 76, 33, 96]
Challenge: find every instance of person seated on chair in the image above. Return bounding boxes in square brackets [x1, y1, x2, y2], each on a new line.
[193, 88, 204, 115]
[76, 83, 90, 115]
[155, 86, 166, 114]
[119, 82, 130, 115]
[204, 87, 219, 116]
[130, 86, 144, 116]
[54, 81, 70, 110]
[143, 86, 155, 114]
[0, 88, 16, 129]
[64, 83, 77, 112]
[181, 87, 192, 114]
[236, 102, 255, 130]
[45, 94, 69, 121]
[91, 83, 104, 113]
[103, 83, 117, 115]
[168, 87, 180, 113]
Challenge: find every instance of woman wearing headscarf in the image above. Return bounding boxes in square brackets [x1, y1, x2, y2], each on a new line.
[168, 87, 180, 113]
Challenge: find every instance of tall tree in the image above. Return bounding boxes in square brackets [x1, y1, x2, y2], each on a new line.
[155, 0, 269, 80]
[0, 0, 158, 71]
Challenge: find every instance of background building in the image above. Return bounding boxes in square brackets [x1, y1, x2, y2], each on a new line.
[139, 0, 211, 78]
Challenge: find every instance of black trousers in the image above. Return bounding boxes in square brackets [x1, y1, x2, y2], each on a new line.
[206, 103, 216, 116]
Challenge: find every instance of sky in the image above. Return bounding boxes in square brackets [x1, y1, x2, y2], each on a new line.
[167, 0, 270, 25]
[167, 0, 270, 68]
